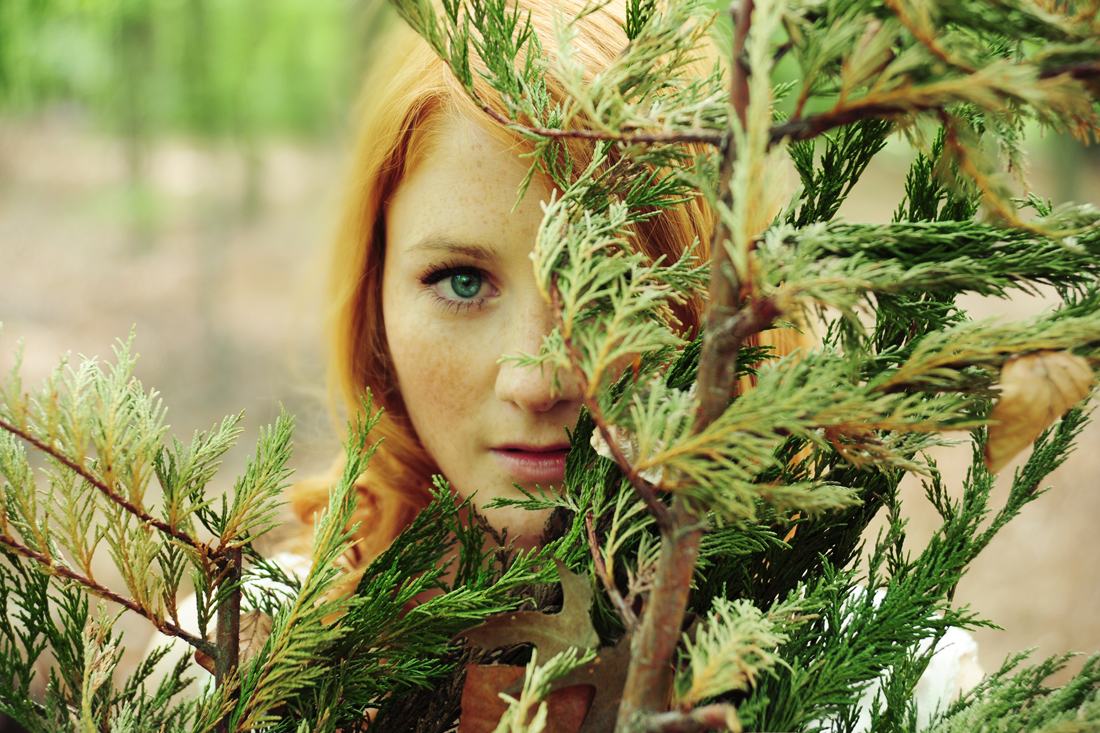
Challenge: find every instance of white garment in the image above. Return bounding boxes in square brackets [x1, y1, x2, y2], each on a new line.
[819, 587, 984, 732]
[142, 551, 312, 697]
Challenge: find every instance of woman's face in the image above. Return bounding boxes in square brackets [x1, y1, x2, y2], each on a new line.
[382, 112, 582, 549]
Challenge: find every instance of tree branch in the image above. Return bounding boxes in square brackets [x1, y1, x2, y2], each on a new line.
[772, 57, 1100, 147]
[694, 0, 756, 434]
[0, 416, 208, 554]
[618, 5, 755, 730]
[475, 99, 726, 146]
[1040, 58, 1100, 81]
[586, 511, 637, 630]
[476, 53, 1100, 152]
[729, 1, 752, 131]
[587, 402, 674, 533]
[550, 281, 674, 532]
[882, 0, 974, 73]
[215, 547, 243, 733]
[0, 532, 215, 656]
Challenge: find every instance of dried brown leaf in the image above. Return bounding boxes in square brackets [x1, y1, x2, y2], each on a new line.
[459, 664, 594, 733]
[459, 665, 525, 733]
[194, 608, 274, 675]
[540, 633, 634, 733]
[456, 559, 599, 659]
[985, 350, 1094, 474]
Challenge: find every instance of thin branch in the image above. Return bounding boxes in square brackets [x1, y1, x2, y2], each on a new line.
[585, 511, 637, 629]
[0, 532, 215, 656]
[617, 498, 708, 729]
[475, 99, 726, 145]
[587, 401, 674, 532]
[215, 547, 243, 733]
[619, 5, 755, 727]
[644, 704, 742, 733]
[1040, 58, 1100, 81]
[550, 283, 674, 532]
[459, 58, 1100, 156]
[772, 57, 1100, 147]
[938, 110, 1028, 228]
[0, 416, 208, 554]
[693, 0, 756, 433]
[882, 0, 975, 73]
[729, 1, 753, 131]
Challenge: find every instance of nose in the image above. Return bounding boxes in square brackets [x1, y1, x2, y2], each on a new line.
[495, 295, 584, 413]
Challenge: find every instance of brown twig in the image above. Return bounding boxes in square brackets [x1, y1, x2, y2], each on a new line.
[729, 1, 753, 131]
[215, 547, 243, 733]
[586, 511, 638, 629]
[0, 532, 214, 656]
[644, 704, 741, 733]
[617, 6, 757, 729]
[938, 110, 1030, 228]
[617, 497, 709, 730]
[469, 50, 1100, 153]
[475, 100, 726, 146]
[694, 0, 757, 434]
[881, 0, 975, 73]
[1039, 58, 1100, 81]
[0, 417, 208, 554]
[587, 402, 674, 532]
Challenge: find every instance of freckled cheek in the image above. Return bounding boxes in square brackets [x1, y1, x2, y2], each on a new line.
[385, 314, 492, 451]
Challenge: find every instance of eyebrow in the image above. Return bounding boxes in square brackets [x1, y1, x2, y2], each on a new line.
[408, 236, 501, 263]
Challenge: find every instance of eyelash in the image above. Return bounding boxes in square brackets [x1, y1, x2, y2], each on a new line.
[419, 262, 496, 313]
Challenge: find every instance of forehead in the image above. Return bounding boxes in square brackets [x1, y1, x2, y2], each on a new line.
[385, 112, 554, 252]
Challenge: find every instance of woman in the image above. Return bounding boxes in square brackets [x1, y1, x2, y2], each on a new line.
[288, 0, 800, 587]
[151, 4, 979, 722]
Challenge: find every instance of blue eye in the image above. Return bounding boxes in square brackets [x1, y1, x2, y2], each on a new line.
[450, 272, 482, 299]
[420, 263, 496, 311]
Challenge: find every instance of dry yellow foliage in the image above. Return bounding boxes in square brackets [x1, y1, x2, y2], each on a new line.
[985, 350, 1094, 474]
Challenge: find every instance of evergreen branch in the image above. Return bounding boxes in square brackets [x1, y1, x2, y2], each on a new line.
[226, 399, 381, 731]
[882, 0, 975, 73]
[544, 251, 674, 528]
[217, 412, 295, 549]
[693, 0, 756, 433]
[771, 216, 1100, 294]
[940, 111, 1022, 227]
[477, 104, 726, 145]
[674, 597, 792, 708]
[586, 510, 637, 629]
[622, 1, 780, 726]
[214, 546, 243, 733]
[0, 532, 214, 656]
[0, 416, 207, 555]
[770, 53, 1100, 147]
[1040, 58, 1100, 81]
[468, 50, 1100, 151]
[586, 396, 673, 532]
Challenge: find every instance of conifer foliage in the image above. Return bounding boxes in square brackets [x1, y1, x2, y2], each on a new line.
[3, 0, 1100, 731]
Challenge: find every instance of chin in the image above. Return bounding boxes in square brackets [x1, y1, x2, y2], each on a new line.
[477, 503, 553, 550]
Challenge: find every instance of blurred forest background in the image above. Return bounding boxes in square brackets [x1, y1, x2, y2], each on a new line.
[0, 0, 1098, 718]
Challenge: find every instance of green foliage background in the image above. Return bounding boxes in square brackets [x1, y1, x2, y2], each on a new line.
[0, 0, 372, 139]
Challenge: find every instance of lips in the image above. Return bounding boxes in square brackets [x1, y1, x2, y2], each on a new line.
[490, 443, 570, 484]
